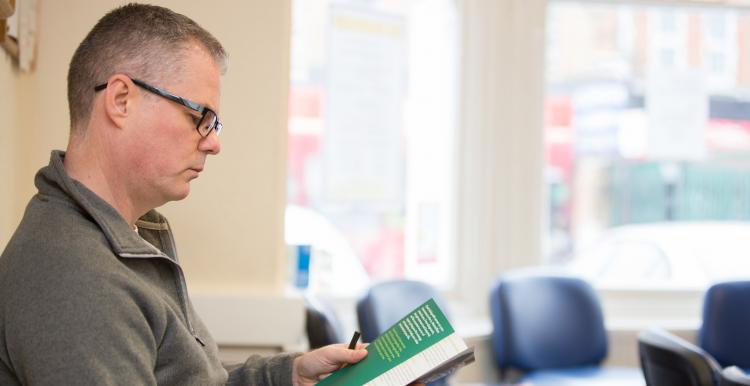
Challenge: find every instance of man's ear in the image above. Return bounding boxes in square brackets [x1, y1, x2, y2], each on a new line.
[103, 74, 137, 129]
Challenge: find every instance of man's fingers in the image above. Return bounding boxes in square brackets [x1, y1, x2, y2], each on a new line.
[341, 346, 368, 364]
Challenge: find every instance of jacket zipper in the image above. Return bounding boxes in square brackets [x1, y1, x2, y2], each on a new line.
[163, 229, 206, 346]
[118, 250, 206, 347]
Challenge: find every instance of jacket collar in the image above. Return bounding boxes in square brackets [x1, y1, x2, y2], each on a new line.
[37, 150, 167, 257]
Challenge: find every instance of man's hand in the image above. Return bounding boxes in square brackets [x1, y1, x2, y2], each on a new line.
[291, 344, 426, 386]
[292, 343, 367, 386]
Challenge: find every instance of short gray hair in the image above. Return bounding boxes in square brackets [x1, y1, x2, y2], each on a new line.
[67, 3, 227, 134]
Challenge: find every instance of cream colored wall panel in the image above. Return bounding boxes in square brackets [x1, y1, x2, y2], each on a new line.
[0, 52, 18, 249]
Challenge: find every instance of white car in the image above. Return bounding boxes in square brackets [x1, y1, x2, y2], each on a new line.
[566, 221, 750, 289]
[285, 205, 371, 296]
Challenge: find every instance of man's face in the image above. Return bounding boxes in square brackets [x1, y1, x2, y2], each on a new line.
[124, 44, 222, 207]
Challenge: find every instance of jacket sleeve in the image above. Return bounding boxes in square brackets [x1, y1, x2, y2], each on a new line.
[224, 352, 301, 386]
[4, 268, 160, 386]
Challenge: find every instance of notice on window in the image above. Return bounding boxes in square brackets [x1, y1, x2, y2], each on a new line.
[322, 5, 406, 203]
[646, 70, 708, 160]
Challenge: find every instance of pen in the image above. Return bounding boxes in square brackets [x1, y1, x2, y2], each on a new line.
[348, 331, 361, 350]
[340, 331, 361, 369]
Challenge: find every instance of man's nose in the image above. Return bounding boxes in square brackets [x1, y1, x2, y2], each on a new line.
[199, 130, 221, 155]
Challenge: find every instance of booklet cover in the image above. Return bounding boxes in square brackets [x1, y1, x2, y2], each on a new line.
[316, 298, 475, 386]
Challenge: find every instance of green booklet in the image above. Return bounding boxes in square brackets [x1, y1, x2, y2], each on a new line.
[316, 299, 475, 386]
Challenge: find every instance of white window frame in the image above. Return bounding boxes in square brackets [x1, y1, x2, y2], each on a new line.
[451, 0, 750, 329]
[451, 0, 546, 316]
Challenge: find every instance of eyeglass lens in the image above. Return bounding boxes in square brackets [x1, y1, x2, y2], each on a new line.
[198, 111, 218, 137]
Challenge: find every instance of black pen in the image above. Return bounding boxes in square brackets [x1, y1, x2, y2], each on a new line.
[348, 331, 361, 350]
[340, 331, 361, 369]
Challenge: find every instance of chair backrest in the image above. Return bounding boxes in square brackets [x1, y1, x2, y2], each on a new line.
[356, 279, 449, 343]
[489, 270, 608, 372]
[700, 281, 750, 368]
[638, 328, 720, 386]
[305, 295, 345, 349]
[357, 280, 451, 386]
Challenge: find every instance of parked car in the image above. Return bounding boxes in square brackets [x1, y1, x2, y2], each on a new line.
[285, 205, 370, 296]
[566, 221, 750, 289]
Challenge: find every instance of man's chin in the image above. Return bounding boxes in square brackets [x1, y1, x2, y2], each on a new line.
[166, 185, 191, 202]
[174, 187, 191, 201]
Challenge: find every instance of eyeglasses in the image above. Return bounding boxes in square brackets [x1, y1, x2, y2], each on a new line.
[94, 78, 222, 137]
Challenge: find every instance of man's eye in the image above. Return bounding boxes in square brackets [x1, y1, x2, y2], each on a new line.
[190, 115, 201, 125]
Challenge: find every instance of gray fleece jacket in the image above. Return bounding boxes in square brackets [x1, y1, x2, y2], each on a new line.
[0, 151, 298, 385]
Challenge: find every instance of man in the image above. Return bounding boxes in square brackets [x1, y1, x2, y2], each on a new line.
[0, 4, 384, 385]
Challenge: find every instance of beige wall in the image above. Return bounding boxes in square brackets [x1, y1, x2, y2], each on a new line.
[0, 51, 19, 249]
[1, 0, 291, 294]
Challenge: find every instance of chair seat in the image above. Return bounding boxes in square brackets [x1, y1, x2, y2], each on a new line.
[519, 366, 645, 386]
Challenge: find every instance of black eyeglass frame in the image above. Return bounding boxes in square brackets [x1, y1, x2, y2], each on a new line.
[94, 78, 222, 137]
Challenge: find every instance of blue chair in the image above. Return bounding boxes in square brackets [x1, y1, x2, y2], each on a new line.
[489, 270, 643, 385]
[699, 281, 750, 370]
[357, 280, 451, 385]
[638, 328, 720, 386]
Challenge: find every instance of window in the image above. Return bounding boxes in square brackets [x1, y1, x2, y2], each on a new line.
[286, 0, 458, 296]
[545, 2, 750, 291]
